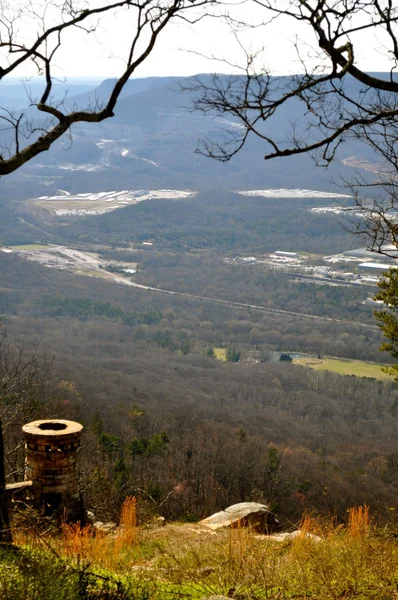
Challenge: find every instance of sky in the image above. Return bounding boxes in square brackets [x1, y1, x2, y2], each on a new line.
[1, 0, 396, 81]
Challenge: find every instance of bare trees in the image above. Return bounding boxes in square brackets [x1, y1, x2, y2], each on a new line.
[184, 1, 398, 371]
[0, 334, 51, 480]
[191, 2, 398, 245]
[0, 0, 217, 540]
[189, 1, 398, 351]
[193, 1, 398, 165]
[0, 331, 51, 543]
[0, 0, 212, 175]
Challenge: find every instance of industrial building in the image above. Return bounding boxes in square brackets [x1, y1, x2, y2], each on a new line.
[274, 251, 298, 258]
[344, 247, 398, 261]
[238, 256, 257, 263]
[363, 298, 385, 307]
[358, 262, 395, 272]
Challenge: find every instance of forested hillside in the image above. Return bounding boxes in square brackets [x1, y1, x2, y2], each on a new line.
[0, 247, 396, 526]
[0, 73, 396, 533]
[2, 0, 398, 593]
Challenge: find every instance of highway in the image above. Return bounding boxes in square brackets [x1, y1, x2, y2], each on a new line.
[122, 280, 379, 331]
[7, 224, 379, 331]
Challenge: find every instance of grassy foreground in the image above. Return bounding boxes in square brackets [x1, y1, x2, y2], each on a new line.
[293, 357, 394, 380]
[5, 503, 398, 599]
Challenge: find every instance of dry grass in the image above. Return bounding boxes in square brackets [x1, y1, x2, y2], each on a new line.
[141, 507, 398, 599]
[348, 504, 371, 538]
[59, 496, 139, 570]
[12, 504, 398, 599]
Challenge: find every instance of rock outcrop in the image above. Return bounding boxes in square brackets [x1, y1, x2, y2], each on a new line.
[200, 502, 279, 533]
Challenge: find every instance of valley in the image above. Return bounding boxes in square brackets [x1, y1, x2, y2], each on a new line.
[2, 239, 379, 327]
[0, 73, 398, 534]
[2, 2, 398, 597]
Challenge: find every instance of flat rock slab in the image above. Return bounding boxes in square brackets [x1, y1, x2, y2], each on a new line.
[200, 502, 278, 533]
[93, 521, 117, 534]
[267, 530, 322, 542]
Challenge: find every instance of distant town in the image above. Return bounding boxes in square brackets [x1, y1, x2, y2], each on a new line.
[228, 245, 397, 307]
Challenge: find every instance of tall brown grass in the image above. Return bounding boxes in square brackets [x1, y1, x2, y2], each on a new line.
[150, 504, 398, 599]
[115, 495, 138, 550]
[60, 495, 138, 570]
[348, 504, 371, 538]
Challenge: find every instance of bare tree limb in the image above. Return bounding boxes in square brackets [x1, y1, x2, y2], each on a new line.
[0, 0, 215, 175]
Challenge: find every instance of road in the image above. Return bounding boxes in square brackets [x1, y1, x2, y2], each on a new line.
[55, 247, 376, 329]
[17, 216, 57, 239]
[120, 279, 378, 330]
[9, 234, 379, 331]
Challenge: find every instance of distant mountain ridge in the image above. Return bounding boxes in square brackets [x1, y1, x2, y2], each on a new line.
[0, 73, 387, 199]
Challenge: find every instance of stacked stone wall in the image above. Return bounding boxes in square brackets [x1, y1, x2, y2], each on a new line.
[22, 420, 83, 520]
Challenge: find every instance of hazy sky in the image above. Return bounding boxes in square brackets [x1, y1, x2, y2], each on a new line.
[55, 7, 395, 78]
[3, 1, 396, 80]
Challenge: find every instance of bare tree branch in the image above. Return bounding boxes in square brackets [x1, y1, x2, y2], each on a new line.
[0, 0, 215, 175]
[192, 1, 398, 166]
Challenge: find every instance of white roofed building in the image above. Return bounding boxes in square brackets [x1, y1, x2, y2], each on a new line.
[275, 251, 298, 258]
[358, 262, 395, 271]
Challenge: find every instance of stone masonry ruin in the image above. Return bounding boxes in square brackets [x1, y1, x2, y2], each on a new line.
[7, 419, 84, 521]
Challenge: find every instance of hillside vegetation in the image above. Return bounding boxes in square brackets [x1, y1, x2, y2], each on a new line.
[0, 250, 397, 524]
[2, 73, 398, 600]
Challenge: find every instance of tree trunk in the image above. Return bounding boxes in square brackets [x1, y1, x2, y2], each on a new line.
[0, 421, 12, 544]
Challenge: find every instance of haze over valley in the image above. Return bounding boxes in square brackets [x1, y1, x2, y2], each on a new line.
[1, 74, 398, 527]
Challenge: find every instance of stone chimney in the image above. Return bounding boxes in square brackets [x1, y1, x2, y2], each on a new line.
[22, 419, 84, 521]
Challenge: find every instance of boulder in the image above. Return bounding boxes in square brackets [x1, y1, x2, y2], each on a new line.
[144, 516, 167, 529]
[93, 521, 117, 534]
[86, 510, 96, 524]
[200, 502, 278, 533]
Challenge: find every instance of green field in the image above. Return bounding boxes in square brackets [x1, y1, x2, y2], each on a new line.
[214, 347, 227, 361]
[9, 244, 49, 251]
[293, 357, 393, 380]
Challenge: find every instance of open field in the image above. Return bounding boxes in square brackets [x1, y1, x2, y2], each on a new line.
[1, 244, 138, 286]
[237, 188, 351, 199]
[293, 357, 393, 380]
[73, 268, 109, 278]
[214, 348, 227, 361]
[8, 244, 49, 251]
